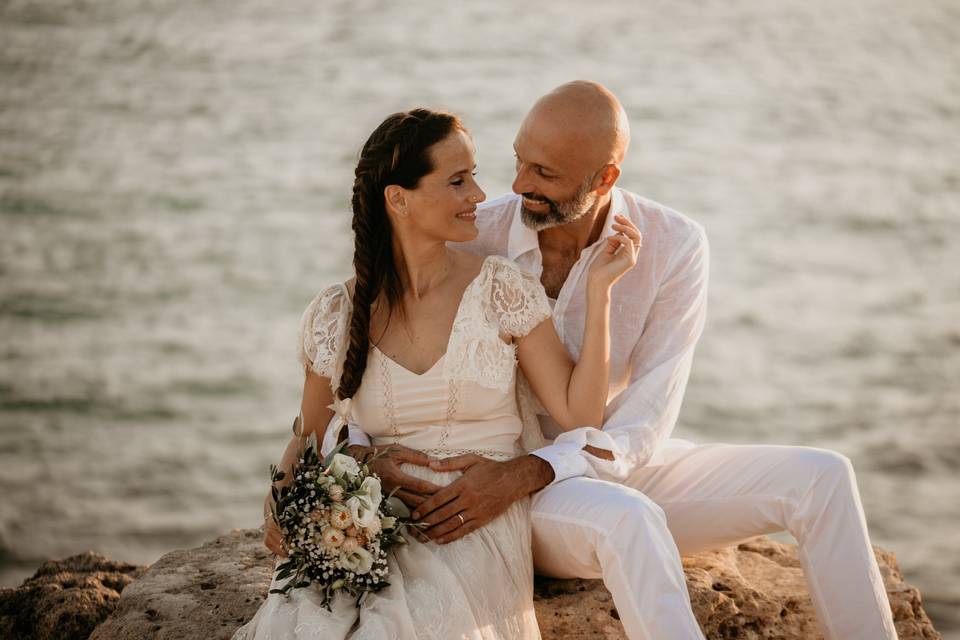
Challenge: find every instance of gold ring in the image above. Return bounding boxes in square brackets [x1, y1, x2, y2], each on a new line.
[457, 513, 465, 526]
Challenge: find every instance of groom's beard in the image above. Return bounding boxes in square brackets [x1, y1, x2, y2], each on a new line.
[520, 174, 600, 231]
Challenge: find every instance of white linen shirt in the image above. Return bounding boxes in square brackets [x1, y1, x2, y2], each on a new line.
[324, 186, 709, 486]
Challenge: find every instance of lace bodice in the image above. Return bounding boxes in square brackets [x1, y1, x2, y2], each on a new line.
[297, 255, 552, 456]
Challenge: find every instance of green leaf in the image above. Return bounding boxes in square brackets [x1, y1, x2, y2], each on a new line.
[385, 496, 411, 519]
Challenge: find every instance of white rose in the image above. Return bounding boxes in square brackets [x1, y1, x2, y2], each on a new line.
[329, 503, 352, 529]
[340, 546, 374, 575]
[328, 485, 345, 502]
[347, 495, 379, 529]
[321, 527, 345, 549]
[357, 476, 382, 510]
[327, 454, 360, 480]
[340, 536, 360, 554]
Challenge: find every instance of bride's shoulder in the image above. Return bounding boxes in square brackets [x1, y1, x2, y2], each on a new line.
[474, 256, 551, 336]
[482, 255, 541, 289]
[297, 279, 353, 376]
[302, 280, 353, 322]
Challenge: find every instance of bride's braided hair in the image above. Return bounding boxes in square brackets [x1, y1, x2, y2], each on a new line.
[336, 108, 464, 401]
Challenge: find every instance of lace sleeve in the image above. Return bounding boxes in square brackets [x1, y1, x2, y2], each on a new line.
[296, 284, 350, 379]
[489, 257, 552, 338]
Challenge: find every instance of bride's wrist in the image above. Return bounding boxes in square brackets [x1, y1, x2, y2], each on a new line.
[585, 276, 613, 301]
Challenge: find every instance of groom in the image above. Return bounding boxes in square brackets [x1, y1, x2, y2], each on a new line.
[329, 81, 898, 639]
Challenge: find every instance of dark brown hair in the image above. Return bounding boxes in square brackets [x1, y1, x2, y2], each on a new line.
[336, 108, 465, 400]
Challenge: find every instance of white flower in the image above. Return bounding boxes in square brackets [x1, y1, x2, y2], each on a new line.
[340, 536, 360, 554]
[327, 485, 345, 502]
[329, 503, 352, 529]
[327, 454, 360, 480]
[347, 495, 379, 529]
[364, 517, 381, 536]
[380, 515, 397, 530]
[357, 476, 382, 509]
[340, 546, 374, 575]
[321, 527, 345, 549]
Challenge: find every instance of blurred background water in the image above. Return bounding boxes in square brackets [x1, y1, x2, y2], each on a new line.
[1, 0, 957, 634]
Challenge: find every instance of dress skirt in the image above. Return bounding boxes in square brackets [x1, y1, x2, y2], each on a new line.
[232, 463, 541, 640]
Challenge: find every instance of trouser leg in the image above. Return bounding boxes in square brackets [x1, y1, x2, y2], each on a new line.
[530, 476, 706, 640]
[628, 443, 898, 640]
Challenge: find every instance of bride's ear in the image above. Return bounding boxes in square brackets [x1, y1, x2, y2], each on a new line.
[384, 185, 408, 219]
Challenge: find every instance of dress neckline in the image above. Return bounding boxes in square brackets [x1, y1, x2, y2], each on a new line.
[371, 255, 494, 377]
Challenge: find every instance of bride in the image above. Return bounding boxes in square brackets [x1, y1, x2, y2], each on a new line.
[234, 108, 640, 639]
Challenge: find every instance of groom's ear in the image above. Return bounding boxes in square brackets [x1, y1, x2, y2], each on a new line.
[592, 164, 621, 197]
[384, 185, 408, 218]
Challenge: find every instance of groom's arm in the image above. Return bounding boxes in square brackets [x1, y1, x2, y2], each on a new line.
[531, 225, 710, 484]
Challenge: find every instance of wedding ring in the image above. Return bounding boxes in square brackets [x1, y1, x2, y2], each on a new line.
[457, 513, 465, 526]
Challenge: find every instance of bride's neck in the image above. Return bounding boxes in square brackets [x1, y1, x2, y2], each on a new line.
[392, 238, 453, 302]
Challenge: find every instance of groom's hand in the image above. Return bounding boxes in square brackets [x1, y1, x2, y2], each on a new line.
[413, 454, 554, 544]
[348, 444, 442, 511]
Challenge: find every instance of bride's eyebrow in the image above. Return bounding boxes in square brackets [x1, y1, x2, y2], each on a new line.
[447, 164, 478, 179]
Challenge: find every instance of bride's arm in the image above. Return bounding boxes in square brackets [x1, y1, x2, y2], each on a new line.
[517, 218, 640, 431]
[516, 283, 612, 430]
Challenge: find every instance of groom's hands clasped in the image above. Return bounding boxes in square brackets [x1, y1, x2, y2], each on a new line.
[412, 454, 554, 544]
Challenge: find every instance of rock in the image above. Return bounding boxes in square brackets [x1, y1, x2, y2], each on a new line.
[89, 529, 274, 640]
[534, 537, 941, 639]
[0, 550, 146, 640]
[83, 530, 943, 639]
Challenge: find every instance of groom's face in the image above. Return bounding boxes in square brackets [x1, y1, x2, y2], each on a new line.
[511, 115, 604, 231]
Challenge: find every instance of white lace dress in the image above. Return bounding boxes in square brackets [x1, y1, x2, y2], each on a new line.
[233, 255, 552, 640]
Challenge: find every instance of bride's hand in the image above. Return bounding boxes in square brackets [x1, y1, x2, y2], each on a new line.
[587, 214, 641, 290]
[262, 494, 288, 557]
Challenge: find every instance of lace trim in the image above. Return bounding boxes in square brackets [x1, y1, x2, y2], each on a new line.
[420, 447, 516, 461]
[437, 378, 460, 449]
[378, 353, 400, 443]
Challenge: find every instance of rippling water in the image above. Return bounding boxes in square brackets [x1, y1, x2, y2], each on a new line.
[2, 0, 958, 634]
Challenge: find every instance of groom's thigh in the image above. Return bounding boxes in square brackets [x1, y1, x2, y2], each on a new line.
[530, 476, 669, 580]
[627, 443, 853, 555]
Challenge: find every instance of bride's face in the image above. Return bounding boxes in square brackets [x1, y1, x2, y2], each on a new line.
[392, 129, 486, 244]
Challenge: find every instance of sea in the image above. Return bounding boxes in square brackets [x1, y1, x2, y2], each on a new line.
[1, 0, 958, 635]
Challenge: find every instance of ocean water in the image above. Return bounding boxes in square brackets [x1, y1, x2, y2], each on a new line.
[1, 0, 958, 635]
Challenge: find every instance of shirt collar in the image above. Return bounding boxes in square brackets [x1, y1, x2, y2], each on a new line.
[506, 187, 626, 261]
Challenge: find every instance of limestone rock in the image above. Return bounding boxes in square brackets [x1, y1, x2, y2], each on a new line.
[534, 537, 941, 639]
[89, 529, 274, 640]
[0, 550, 146, 640]
[80, 530, 944, 639]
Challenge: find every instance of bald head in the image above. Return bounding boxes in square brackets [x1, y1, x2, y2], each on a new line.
[523, 81, 630, 167]
[512, 82, 630, 230]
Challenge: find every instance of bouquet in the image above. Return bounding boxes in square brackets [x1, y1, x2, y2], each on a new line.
[267, 427, 411, 609]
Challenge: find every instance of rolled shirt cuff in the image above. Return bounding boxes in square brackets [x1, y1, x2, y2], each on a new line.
[531, 426, 637, 485]
[531, 441, 592, 485]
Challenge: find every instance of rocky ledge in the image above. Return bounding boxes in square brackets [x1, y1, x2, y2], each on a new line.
[2, 529, 940, 639]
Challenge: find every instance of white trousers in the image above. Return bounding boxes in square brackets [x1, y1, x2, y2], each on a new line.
[530, 443, 899, 640]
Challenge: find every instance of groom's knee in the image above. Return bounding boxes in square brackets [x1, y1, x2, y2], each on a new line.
[790, 447, 856, 488]
[622, 489, 669, 530]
